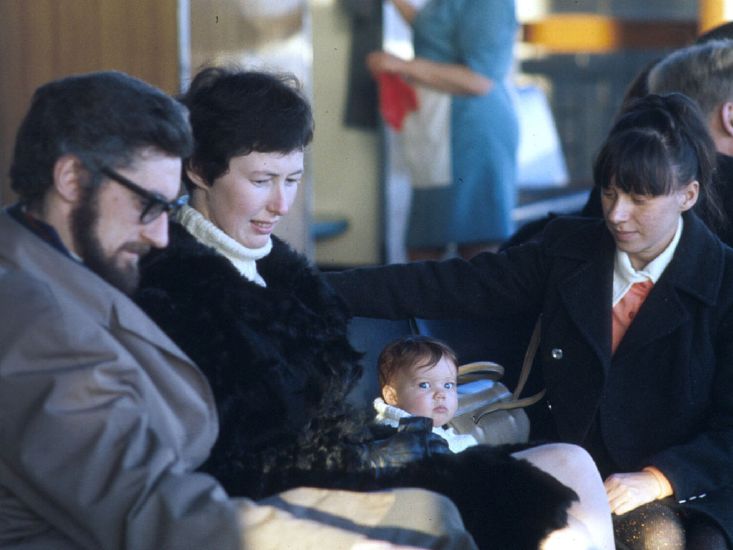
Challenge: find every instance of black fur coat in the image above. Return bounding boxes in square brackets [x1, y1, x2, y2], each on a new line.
[135, 222, 576, 549]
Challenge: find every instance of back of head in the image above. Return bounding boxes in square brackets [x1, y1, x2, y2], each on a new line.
[180, 66, 314, 190]
[593, 93, 722, 228]
[696, 21, 733, 44]
[648, 39, 733, 117]
[617, 57, 661, 116]
[378, 335, 458, 390]
[10, 71, 192, 208]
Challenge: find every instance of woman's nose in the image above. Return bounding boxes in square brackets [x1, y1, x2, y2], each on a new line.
[267, 184, 289, 216]
[606, 197, 630, 223]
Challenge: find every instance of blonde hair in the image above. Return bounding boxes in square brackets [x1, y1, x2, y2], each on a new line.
[648, 39, 733, 117]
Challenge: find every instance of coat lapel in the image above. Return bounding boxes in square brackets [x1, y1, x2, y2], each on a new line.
[612, 278, 687, 359]
[0, 209, 192, 365]
[614, 213, 722, 359]
[555, 223, 615, 371]
[110, 296, 194, 365]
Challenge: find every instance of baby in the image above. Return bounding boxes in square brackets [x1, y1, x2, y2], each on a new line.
[374, 335, 478, 453]
[376, 336, 614, 549]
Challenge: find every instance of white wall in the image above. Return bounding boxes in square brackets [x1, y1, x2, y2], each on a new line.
[311, 1, 381, 266]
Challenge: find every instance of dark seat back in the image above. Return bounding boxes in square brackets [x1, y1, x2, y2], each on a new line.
[346, 317, 417, 410]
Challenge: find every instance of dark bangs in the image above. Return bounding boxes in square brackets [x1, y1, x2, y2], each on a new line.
[593, 93, 724, 229]
[593, 128, 682, 196]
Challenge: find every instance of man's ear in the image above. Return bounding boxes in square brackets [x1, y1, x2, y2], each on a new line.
[382, 384, 399, 406]
[53, 155, 86, 204]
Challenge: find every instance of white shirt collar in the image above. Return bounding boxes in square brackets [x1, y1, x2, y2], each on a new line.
[612, 217, 683, 306]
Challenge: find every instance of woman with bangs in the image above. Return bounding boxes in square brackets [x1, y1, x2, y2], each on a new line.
[326, 93, 733, 549]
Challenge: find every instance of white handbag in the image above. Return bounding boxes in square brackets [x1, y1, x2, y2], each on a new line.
[448, 319, 545, 446]
[400, 85, 452, 188]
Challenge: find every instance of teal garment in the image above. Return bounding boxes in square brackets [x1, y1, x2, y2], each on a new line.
[406, 0, 519, 248]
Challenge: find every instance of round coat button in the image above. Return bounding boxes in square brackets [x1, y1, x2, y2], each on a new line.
[551, 348, 563, 360]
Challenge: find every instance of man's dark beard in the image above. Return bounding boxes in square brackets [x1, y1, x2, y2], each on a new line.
[71, 186, 145, 295]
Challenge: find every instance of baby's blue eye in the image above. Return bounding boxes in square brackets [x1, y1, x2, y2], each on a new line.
[444, 382, 455, 390]
[418, 382, 430, 389]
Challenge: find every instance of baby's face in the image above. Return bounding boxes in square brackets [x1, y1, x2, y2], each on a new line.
[387, 356, 458, 427]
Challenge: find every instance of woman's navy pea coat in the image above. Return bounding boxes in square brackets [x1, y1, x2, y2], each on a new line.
[325, 212, 733, 541]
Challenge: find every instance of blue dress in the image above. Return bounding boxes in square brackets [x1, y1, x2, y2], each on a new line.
[406, 0, 519, 248]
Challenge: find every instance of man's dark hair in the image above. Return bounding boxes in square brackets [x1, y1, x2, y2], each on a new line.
[10, 71, 192, 207]
[180, 66, 314, 192]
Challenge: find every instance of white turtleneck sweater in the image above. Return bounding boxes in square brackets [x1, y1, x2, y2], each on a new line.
[176, 205, 272, 287]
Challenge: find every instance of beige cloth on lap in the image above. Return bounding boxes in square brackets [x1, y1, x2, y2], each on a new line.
[239, 487, 478, 549]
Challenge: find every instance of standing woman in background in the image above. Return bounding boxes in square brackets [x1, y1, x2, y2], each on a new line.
[369, 0, 519, 260]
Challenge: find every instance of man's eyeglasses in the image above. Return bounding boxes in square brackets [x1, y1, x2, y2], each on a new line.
[100, 166, 188, 224]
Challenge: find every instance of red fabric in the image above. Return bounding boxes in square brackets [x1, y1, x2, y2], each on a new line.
[612, 280, 654, 353]
[377, 73, 418, 131]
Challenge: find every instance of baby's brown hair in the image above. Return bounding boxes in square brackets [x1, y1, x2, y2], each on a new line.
[377, 335, 459, 393]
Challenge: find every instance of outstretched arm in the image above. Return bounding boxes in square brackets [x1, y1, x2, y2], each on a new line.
[366, 51, 492, 96]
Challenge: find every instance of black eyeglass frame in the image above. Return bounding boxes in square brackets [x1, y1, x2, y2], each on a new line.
[99, 166, 188, 224]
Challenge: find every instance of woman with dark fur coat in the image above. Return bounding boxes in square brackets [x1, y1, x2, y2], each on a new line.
[135, 66, 613, 550]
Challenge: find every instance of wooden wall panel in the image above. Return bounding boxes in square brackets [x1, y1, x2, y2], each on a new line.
[522, 14, 697, 54]
[56, 2, 104, 70]
[0, 0, 179, 205]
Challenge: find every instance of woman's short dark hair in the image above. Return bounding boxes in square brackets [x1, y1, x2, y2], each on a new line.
[377, 336, 459, 391]
[180, 66, 314, 191]
[593, 92, 723, 229]
[10, 71, 192, 208]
